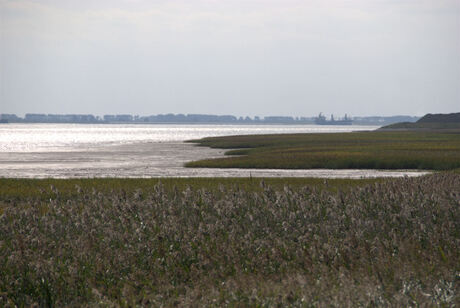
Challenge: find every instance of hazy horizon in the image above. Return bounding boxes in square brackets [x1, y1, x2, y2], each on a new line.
[1, 111, 423, 119]
[1, 0, 459, 117]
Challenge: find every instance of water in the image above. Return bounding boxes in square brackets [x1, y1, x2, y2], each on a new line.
[0, 123, 428, 178]
[0, 123, 378, 152]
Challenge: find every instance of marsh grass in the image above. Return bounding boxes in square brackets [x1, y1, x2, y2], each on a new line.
[0, 177, 381, 201]
[185, 131, 460, 170]
[0, 174, 458, 306]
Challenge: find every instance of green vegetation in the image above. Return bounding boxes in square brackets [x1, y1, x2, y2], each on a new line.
[0, 177, 381, 200]
[381, 112, 460, 130]
[185, 131, 460, 170]
[0, 174, 458, 306]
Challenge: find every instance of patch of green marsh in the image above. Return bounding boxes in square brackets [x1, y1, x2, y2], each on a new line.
[186, 131, 460, 170]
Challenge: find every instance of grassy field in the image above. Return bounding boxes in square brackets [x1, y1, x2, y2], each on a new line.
[0, 174, 458, 306]
[0, 177, 382, 201]
[185, 131, 460, 170]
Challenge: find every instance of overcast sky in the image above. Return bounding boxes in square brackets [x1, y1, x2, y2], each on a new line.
[1, 0, 459, 117]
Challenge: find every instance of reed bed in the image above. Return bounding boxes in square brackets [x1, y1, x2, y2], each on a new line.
[0, 173, 458, 306]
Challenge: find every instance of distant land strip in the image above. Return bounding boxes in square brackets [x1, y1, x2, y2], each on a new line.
[0, 113, 419, 125]
[380, 112, 460, 130]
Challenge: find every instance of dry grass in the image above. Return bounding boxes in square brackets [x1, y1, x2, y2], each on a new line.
[0, 173, 458, 306]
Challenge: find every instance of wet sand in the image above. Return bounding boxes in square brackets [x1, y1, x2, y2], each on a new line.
[0, 141, 430, 178]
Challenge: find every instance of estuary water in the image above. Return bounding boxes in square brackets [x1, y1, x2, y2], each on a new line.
[0, 123, 428, 178]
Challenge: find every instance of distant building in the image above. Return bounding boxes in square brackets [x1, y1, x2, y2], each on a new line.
[24, 113, 97, 123]
[25, 114, 48, 122]
[104, 114, 133, 122]
[263, 116, 295, 123]
[352, 116, 419, 125]
[0, 114, 21, 123]
[314, 113, 352, 125]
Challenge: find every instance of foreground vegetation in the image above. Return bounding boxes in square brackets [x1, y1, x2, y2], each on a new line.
[1, 174, 458, 306]
[186, 131, 460, 170]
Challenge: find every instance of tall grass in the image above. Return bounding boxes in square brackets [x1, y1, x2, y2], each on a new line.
[186, 131, 460, 170]
[0, 177, 381, 200]
[0, 173, 458, 306]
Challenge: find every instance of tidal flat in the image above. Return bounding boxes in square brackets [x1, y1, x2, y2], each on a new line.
[0, 173, 458, 306]
[2, 123, 404, 179]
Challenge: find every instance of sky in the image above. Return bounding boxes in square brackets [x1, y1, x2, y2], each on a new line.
[1, 0, 459, 117]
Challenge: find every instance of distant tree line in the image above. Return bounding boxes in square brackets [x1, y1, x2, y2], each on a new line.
[0, 113, 419, 125]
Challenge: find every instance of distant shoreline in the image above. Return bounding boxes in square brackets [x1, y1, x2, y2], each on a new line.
[0, 122, 382, 127]
[0, 113, 419, 126]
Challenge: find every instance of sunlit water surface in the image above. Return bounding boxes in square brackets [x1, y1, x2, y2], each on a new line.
[0, 124, 428, 178]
